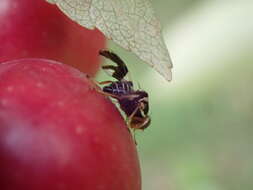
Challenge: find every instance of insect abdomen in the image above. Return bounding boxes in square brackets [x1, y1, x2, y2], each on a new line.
[103, 81, 133, 95]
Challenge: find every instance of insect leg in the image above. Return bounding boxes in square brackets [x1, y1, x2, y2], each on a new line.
[126, 105, 140, 127]
[88, 78, 114, 93]
[99, 50, 126, 68]
[98, 80, 114, 85]
[102, 65, 117, 73]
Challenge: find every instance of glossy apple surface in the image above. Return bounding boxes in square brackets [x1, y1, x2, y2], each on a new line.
[0, 59, 141, 190]
[0, 0, 105, 76]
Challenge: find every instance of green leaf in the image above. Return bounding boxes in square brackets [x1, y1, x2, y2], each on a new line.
[46, 0, 173, 81]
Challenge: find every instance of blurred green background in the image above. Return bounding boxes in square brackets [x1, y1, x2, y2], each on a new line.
[98, 0, 253, 189]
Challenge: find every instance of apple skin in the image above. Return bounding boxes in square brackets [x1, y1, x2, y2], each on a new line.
[0, 0, 105, 76]
[0, 59, 141, 190]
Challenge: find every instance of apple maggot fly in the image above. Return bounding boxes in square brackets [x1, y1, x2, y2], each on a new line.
[98, 50, 151, 130]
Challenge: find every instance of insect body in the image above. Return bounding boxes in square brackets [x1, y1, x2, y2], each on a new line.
[99, 50, 150, 130]
[103, 81, 133, 96]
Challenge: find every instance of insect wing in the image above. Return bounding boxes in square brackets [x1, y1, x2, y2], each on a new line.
[101, 63, 116, 78]
[100, 50, 132, 81]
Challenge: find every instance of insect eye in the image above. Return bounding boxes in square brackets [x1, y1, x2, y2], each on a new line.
[139, 102, 145, 109]
[142, 101, 149, 114]
[139, 100, 149, 115]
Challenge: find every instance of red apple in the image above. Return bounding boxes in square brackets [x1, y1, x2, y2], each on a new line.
[0, 0, 105, 76]
[0, 59, 141, 190]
